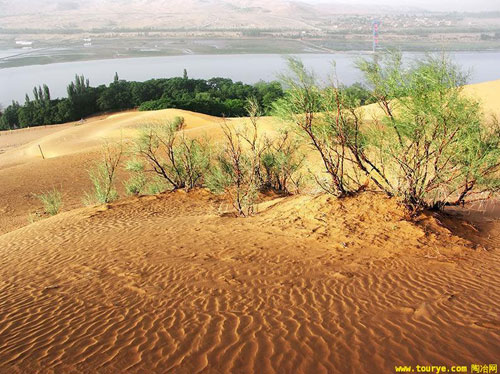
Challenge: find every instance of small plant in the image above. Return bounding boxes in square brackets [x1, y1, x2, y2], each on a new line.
[261, 130, 304, 194]
[36, 189, 63, 216]
[172, 116, 185, 131]
[84, 141, 123, 206]
[124, 174, 147, 196]
[132, 118, 210, 191]
[146, 176, 169, 195]
[206, 120, 260, 216]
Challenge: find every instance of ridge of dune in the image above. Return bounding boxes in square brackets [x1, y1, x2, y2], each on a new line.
[463, 78, 500, 118]
[0, 109, 226, 170]
[358, 78, 500, 120]
[1, 78, 499, 169]
[0, 190, 498, 374]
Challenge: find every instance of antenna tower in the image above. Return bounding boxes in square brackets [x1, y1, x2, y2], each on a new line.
[372, 20, 380, 53]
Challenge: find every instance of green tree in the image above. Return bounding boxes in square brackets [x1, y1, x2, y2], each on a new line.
[0, 101, 21, 129]
[66, 74, 98, 119]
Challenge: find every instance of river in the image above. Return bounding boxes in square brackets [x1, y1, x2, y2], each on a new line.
[1, 51, 499, 107]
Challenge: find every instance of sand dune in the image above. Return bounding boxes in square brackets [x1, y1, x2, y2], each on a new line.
[0, 81, 499, 373]
[0, 191, 498, 373]
[0, 109, 282, 235]
[0, 109, 227, 169]
[464, 79, 500, 118]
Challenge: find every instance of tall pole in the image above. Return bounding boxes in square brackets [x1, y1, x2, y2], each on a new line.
[372, 20, 380, 53]
[38, 144, 45, 159]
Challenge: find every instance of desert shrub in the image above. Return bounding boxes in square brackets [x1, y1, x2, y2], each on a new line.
[36, 188, 62, 216]
[84, 142, 123, 205]
[207, 99, 304, 215]
[276, 57, 368, 197]
[206, 120, 261, 216]
[172, 116, 185, 130]
[146, 176, 169, 195]
[238, 99, 269, 186]
[261, 130, 305, 193]
[357, 52, 500, 212]
[276, 54, 499, 213]
[132, 118, 211, 191]
[124, 159, 173, 196]
[236, 98, 304, 194]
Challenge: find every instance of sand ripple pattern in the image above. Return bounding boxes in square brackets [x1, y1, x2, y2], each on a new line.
[0, 192, 498, 374]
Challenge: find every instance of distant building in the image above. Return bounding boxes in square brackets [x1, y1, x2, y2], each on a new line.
[15, 41, 33, 46]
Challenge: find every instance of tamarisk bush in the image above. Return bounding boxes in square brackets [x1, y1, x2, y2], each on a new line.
[206, 120, 261, 216]
[36, 188, 63, 216]
[207, 99, 304, 216]
[277, 54, 499, 213]
[358, 53, 500, 212]
[132, 117, 211, 191]
[83, 142, 123, 205]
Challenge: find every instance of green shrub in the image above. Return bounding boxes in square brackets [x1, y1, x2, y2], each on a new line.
[132, 118, 210, 191]
[261, 130, 304, 193]
[357, 52, 500, 211]
[206, 121, 260, 216]
[145, 177, 169, 195]
[172, 116, 185, 130]
[83, 142, 123, 206]
[36, 188, 63, 216]
[276, 54, 500, 213]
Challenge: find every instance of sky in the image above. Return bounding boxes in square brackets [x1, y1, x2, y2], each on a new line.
[2, 0, 500, 13]
[305, 0, 500, 12]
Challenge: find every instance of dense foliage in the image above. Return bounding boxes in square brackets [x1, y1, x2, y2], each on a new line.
[0, 70, 374, 130]
[0, 73, 285, 130]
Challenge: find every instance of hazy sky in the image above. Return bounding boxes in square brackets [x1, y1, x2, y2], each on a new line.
[306, 0, 500, 12]
[3, 0, 500, 13]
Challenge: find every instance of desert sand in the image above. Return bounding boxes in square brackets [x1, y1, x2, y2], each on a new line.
[0, 80, 498, 373]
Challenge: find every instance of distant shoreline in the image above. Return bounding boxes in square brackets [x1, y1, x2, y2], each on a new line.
[2, 44, 500, 70]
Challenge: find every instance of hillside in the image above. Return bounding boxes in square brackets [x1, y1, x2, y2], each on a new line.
[0, 0, 389, 31]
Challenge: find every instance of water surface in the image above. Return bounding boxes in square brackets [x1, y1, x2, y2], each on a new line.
[1, 52, 499, 107]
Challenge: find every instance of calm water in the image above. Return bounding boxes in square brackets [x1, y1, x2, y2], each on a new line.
[1, 52, 499, 107]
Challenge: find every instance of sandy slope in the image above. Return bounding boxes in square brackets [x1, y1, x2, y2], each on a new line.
[0, 109, 227, 170]
[0, 81, 499, 373]
[464, 79, 500, 119]
[0, 191, 498, 374]
[0, 109, 281, 235]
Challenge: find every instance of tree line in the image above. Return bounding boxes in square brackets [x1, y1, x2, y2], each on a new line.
[0, 70, 376, 130]
[0, 72, 285, 129]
